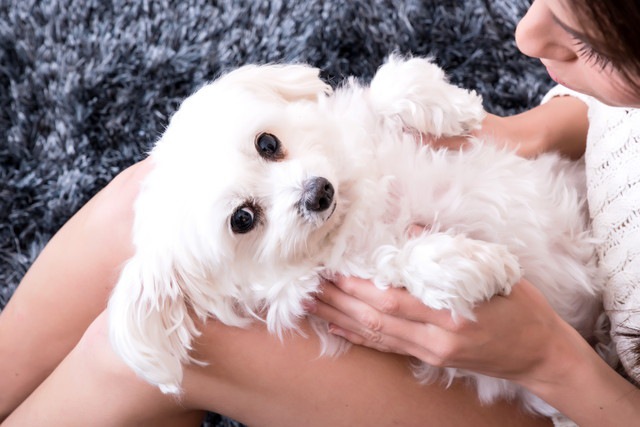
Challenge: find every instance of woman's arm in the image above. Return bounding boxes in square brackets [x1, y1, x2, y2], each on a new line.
[312, 277, 640, 426]
[436, 94, 589, 159]
[516, 314, 640, 427]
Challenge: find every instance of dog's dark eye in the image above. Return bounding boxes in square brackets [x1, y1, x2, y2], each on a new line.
[255, 133, 283, 160]
[230, 206, 256, 234]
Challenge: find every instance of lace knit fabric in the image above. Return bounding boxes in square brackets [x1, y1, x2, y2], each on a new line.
[544, 85, 640, 382]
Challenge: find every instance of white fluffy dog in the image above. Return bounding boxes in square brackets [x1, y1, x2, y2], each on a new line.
[108, 56, 602, 416]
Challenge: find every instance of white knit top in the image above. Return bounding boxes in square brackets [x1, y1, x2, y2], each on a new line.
[544, 85, 640, 382]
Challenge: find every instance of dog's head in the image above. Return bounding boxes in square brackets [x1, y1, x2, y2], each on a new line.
[111, 64, 359, 393]
[118, 63, 367, 338]
[145, 64, 357, 279]
[109, 58, 486, 394]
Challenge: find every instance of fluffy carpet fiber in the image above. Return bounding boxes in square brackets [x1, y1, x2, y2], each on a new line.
[0, 0, 551, 424]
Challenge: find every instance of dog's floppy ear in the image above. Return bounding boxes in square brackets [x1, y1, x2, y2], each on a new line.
[369, 55, 485, 137]
[218, 63, 332, 103]
[108, 256, 200, 395]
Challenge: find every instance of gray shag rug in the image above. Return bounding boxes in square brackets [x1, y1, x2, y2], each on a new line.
[0, 0, 551, 425]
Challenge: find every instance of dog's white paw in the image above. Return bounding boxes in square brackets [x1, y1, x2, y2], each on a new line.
[374, 233, 521, 320]
[369, 55, 485, 137]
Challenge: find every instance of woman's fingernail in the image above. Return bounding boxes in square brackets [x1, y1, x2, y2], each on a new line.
[302, 299, 317, 313]
[328, 324, 343, 337]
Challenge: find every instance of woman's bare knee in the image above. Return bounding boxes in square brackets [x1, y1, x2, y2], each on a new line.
[66, 312, 205, 427]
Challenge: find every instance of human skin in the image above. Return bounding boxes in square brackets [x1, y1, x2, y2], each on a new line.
[0, 158, 550, 426]
[313, 0, 640, 426]
[1, 0, 639, 425]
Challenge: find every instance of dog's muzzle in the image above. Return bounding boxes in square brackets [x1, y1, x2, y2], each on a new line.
[301, 176, 334, 213]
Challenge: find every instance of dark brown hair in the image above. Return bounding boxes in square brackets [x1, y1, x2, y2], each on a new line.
[571, 1, 640, 91]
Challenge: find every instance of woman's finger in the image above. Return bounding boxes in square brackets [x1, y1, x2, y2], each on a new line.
[315, 282, 454, 362]
[317, 281, 416, 341]
[322, 310, 458, 367]
[425, 134, 472, 150]
[313, 286, 373, 338]
[330, 276, 458, 328]
[313, 295, 433, 360]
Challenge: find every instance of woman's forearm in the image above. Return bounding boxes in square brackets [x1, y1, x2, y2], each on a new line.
[504, 95, 589, 159]
[516, 317, 640, 426]
[430, 93, 589, 159]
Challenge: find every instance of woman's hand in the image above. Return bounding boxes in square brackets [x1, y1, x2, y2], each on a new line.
[428, 95, 589, 160]
[311, 276, 572, 383]
[313, 278, 640, 427]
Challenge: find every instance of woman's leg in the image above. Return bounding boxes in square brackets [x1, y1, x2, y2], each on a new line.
[2, 310, 205, 427]
[0, 156, 553, 426]
[5, 308, 552, 427]
[183, 317, 553, 427]
[0, 159, 152, 419]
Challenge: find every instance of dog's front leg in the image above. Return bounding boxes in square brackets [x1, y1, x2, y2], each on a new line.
[370, 56, 485, 138]
[372, 232, 522, 321]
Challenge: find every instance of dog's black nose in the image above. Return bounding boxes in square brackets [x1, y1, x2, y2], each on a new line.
[303, 177, 334, 212]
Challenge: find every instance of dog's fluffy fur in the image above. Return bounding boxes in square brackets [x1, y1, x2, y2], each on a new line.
[108, 56, 602, 416]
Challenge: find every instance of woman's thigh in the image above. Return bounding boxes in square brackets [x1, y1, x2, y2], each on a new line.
[182, 318, 552, 427]
[4, 308, 552, 427]
[2, 310, 205, 427]
[0, 159, 152, 419]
